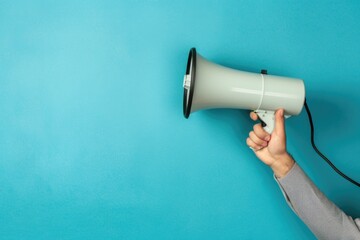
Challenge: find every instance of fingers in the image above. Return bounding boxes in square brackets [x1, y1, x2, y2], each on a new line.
[274, 109, 285, 135]
[246, 123, 271, 151]
[247, 109, 286, 155]
[250, 111, 258, 121]
[253, 123, 270, 141]
[246, 137, 263, 151]
[246, 137, 264, 151]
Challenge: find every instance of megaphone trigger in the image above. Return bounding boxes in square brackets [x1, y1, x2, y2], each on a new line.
[260, 119, 267, 128]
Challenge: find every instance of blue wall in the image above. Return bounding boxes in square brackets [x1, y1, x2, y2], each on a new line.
[1, 1, 360, 239]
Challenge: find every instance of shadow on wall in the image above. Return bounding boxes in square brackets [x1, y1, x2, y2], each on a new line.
[305, 90, 360, 139]
[286, 89, 357, 170]
[291, 88, 360, 217]
[298, 89, 360, 167]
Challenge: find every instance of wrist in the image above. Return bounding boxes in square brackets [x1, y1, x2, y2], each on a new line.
[270, 153, 295, 178]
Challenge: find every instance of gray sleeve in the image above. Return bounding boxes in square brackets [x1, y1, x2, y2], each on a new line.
[275, 163, 360, 240]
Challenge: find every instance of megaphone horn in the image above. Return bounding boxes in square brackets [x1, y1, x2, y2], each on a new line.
[183, 48, 305, 133]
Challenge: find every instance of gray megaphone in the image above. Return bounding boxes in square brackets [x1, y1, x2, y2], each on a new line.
[183, 48, 305, 133]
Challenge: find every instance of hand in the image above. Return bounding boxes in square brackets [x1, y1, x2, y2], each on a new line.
[246, 109, 295, 178]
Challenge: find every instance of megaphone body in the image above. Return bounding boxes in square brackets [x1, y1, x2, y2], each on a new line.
[183, 48, 305, 133]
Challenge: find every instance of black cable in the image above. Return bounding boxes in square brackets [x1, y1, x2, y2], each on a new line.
[304, 98, 360, 188]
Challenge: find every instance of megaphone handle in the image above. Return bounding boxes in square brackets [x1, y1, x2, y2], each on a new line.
[263, 123, 273, 134]
[254, 110, 275, 134]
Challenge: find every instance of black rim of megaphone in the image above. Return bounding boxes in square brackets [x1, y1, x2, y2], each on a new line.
[183, 48, 196, 118]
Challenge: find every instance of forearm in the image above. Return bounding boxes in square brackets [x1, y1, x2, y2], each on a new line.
[275, 162, 360, 239]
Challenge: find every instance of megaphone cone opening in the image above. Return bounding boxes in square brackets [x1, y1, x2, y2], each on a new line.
[183, 47, 196, 118]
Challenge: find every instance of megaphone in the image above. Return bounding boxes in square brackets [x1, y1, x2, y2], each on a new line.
[183, 48, 305, 133]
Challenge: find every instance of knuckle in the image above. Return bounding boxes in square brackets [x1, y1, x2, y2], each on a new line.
[249, 131, 254, 138]
[253, 123, 262, 132]
[254, 124, 266, 137]
[246, 138, 252, 146]
[249, 131, 256, 140]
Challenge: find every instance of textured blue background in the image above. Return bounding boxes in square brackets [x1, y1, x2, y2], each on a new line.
[1, 1, 360, 239]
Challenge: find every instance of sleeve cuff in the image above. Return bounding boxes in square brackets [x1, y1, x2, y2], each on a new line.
[276, 161, 300, 183]
[273, 162, 302, 214]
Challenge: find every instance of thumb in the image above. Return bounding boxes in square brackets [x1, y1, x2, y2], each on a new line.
[274, 109, 285, 135]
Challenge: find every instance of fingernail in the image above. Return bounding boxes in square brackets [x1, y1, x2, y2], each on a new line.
[265, 135, 270, 141]
[280, 109, 284, 117]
